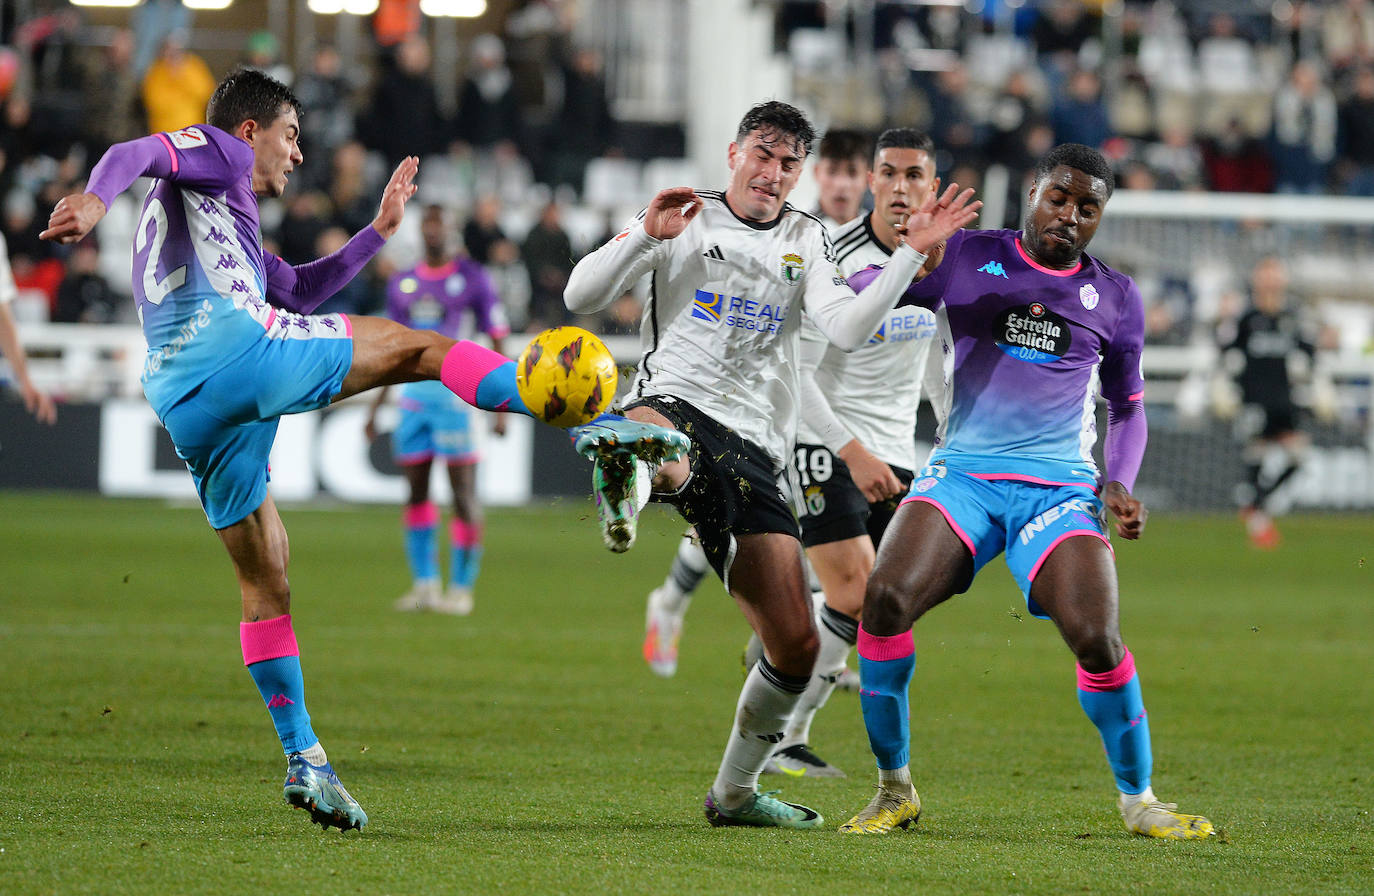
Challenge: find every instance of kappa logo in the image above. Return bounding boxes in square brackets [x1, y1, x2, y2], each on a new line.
[1079, 283, 1100, 310]
[266, 694, 295, 708]
[978, 260, 1010, 278]
[703, 244, 726, 261]
[169, 127, 207, 150]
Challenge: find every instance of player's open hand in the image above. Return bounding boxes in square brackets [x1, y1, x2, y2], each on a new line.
[40, 193, 107, 245]
[1103, 480, 1147, 540]
[643, 187, 703, 241]
[372, 156, 420, 240]
[22, 383, 57, 425]
[900, 183, 981, 257]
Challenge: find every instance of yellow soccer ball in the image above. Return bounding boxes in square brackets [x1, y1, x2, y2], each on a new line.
[515, 326, 618, 427]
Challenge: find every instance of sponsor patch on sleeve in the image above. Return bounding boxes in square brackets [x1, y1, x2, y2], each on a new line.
[169, 127, 207, 150]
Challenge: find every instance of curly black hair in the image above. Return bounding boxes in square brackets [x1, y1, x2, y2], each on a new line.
[1033, 143, 1114, 198]
[734, 101, 816, 158]
[206, 68, 302, 134]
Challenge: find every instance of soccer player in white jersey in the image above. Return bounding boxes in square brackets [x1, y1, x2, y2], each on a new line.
[40, 69, 686, 834]
[565, 101, 980, 829]
[641, 128, 874, 679]
[766, 128, 949, 778]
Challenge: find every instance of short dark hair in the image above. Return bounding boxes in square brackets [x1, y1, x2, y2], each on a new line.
[874, 128, 935, 159]
[206, 68, 302, 134]
[818, 129, 871, 163]
[1033, 143, 1114, 198]
[735, 101, 816, 158]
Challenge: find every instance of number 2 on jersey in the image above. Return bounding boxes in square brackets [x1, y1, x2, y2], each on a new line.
[136, 198, 187, 306]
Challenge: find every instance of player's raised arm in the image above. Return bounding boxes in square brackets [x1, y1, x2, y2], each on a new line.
[370, 156, 419, 240]
[565, 192, 684, 314]
[642, 187, 703, 240]
[39, 193, 107, 246]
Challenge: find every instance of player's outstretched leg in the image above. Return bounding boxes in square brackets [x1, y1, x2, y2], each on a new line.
[572, 415, 690, 552]
[1078, 649, 1214, 840]
[841, 625, 922, 834]
[643, 532, 708, 675]
[283, 753, 369, 832]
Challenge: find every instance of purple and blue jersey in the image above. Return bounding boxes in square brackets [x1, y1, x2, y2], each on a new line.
[87, 124, 383, 419]
[385, 257, 508, 410]
[852, 228, 1145, 489]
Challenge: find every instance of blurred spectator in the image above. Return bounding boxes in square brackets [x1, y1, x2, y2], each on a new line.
[140, 32, 216, 135]
[921, 62, 982, 168]
[1321, 0, 1374, 79]
[1142, 125, 1205, 191]
[1196, 12, 1268, 136]
[326, 141, 381, 236]
[505, 0, 573, 128]
[1050, 68, 1112, 150]
[131, 0, 191, 76]
[293, 43, 356, 194]
[1336, 66, 1374, 196]
[1271, 59, 1338, 194]
[454, 34, 523, 155]
[277, 192, 331, 265]
[241, 30, 292, 86]
[521, 201, 575, 330]
[463, 193, 516, 267]
[373, 0, 423, 49]
[362, 36, 447, 169]
[53, 240, 119, 323]
[549, 47, 617, 193]
[1031, 0, 1099, 93]
[1201, 117, 1275, 193]
[78, 28, 142, 159]
[985, 69, 1048, 170]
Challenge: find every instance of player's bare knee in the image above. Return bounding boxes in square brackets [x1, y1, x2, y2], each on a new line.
[862, 577, 913, 635]
[1068, 629, 1124, 673]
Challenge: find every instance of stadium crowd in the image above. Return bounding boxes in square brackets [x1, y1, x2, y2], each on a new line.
[0, 0, 1369, 353]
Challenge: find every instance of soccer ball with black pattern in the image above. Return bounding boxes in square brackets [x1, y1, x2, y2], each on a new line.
[515, 326, 618, 427]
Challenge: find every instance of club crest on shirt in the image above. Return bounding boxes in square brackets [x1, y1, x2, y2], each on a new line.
[1079, 283, 1100, 310]
[780, 252, 804, 284]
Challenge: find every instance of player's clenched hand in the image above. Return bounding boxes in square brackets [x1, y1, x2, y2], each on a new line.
[901, 183, 980, 257]
[643, 187, 703, 241]
[837, 439, 903, 503]
[1103, 480, 1147, 540]
[40, 193, 107, 245]
[372, 156, 420, 240]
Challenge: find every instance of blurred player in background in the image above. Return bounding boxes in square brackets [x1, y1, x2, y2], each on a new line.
[839, 143, 1213, 840]
[0, 231, 57, 424]
[566, 100, 978, 830]
[1219, 255, 1317, 549]
[641, 127, 876, 680]
[365, 204, 510, 615]
[40, 68, 685, 834]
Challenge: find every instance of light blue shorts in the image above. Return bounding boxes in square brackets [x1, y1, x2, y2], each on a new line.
[159, 321, 353, 529]
[902, 465, 1110, 617]
[392, 381, 478, 465]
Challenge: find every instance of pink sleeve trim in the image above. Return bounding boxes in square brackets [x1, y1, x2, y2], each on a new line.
[403, 501, 439, 527]
[857, 625, 915, 662]
[1027, 530, 1113, 584]
[1077, 647, 1136, 692]
[441, 340, 506, 405]
[1128, 390, 1144, 401]
[240, 614, 299, 665]
[901, 495, 977, 557]
[154, 133, 178, 174]
[342, 312, 353, 338]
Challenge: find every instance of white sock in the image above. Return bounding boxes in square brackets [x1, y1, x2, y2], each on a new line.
[1120, 785, 1156, 805]
[711, 659, 808, 809]
[298, 741, 328, 766]
[783, 609, 853, 746]
[656, 536, 709, 615]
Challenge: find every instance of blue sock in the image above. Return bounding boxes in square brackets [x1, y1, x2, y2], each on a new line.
[1077, 649, 1153, 794]
[403, 502, 440, 584]
[857, 626, 916, 770]
[474, 361, 533, 417]
[449, 519, 482, 589]
[246, 655, 317, 755]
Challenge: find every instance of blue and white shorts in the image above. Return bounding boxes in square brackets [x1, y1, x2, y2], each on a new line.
[392, 381, 478, 466]
[902, 465, 1111, 617]
[158, 317, 353, 529]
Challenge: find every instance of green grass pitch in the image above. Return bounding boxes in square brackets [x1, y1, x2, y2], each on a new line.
[1, 491, 1371, 894]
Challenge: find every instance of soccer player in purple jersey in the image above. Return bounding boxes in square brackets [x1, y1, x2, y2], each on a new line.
[40, 69, 686, 833]
[840, 144, 1215, 839]
[364, 204, 510, 616]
